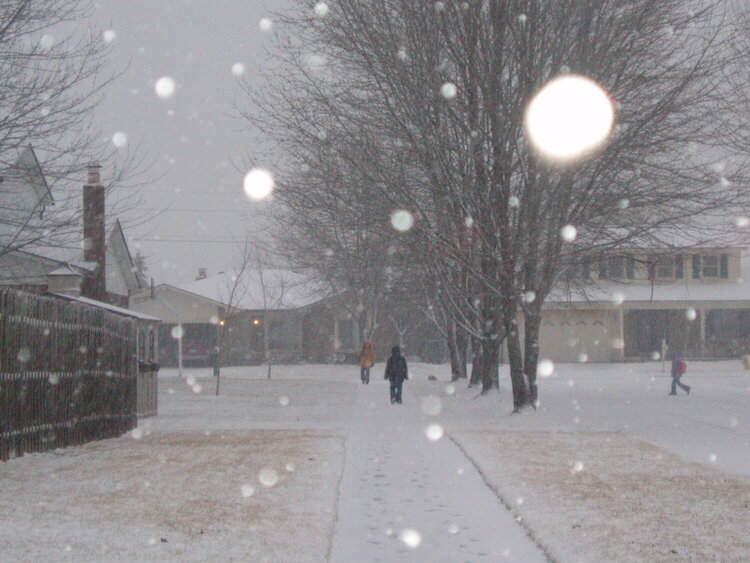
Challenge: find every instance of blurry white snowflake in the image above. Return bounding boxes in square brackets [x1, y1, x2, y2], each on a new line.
[525, 74, 615, 162]
[40, 34, 55, 49]
[243, 168, 274, 201]
[155, 76, 176, 99]
[399, 528, 422, 548]
[425, 424, 444, 441]
[560, 224, 577, 242]
[17, 347, 31, 363]
[537, 359, 555, 378]
[440, 82, 457, 99]
[112, 132, 128, 148]
[259, 467, 279, 487]
[241, 484, 256, 498]
[259, 18, 273, 32]
[390, 210, 414, 232]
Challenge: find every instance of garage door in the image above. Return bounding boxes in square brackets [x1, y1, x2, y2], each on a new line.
[539, 311, 611, 362]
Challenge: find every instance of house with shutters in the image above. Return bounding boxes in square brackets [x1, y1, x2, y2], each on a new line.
[0, 148, 146, 305]
[533, 246, 750, 362]
[0, 148, 158, 416]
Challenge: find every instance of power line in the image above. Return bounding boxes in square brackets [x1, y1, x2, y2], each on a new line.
[132, 207, 254, 214]
[134, 237, 241, 243]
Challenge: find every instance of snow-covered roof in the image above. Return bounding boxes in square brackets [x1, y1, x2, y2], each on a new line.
[174, 269, 321, 311]
[47, 263, 86, 277]
[106, 219, 144, 295]
[50, 292, 161, 321]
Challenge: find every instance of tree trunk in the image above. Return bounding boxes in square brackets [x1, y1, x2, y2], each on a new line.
[447, 320, 462, 382]
[503, 298, 529, 410]
[468, 337, 482, 387]
[523, 308, 542, 405]
[480, 338, 500, 394]
[456, 326, 468, 379]
[397, 327, 406, 349]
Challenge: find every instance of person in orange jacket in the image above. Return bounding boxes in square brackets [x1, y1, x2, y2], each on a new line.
[358, 340, 375, 384]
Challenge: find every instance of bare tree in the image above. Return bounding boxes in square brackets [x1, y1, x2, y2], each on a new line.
[0, 0, 149, 262]
[220, 237, 298, 380]
[246, 0, 750, 411]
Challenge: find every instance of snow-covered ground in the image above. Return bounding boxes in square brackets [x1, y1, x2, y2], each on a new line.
[1, 361, 749, 561]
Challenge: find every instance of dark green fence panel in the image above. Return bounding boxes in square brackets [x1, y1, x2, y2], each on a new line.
[0, 289, 137, 461]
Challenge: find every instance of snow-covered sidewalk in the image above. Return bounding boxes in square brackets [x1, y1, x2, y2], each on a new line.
[329, 380, 547, 562]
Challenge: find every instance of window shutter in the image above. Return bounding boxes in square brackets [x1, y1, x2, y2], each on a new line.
[675, 255, 684, 279]
[581, 258, 591, 280]
[692, 255, 700, 279]
[626, 257, 635, 279]
[720, 254, 729, 279]
[598, 260, 607, 279]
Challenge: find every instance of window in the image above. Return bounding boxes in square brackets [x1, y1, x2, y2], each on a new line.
[269, 318, 298, 351]
[599, 256, 635, 280]
[656, 256, 674, 278]
[148, 329, 156, 361]
[138, 330, 146, 361]
[692, 254, 729, 279]
[581, 258, 591, 280]
[559, 256, 577, 281]
[702, 255, 719, 278]
[653, 255, 683, 279]
[608, 256, 625, 278]
[706, 310, 750, 339]
[337, 318, 357, 350]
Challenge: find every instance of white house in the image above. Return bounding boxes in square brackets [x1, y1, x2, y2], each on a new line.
[536, 247, 750, 362]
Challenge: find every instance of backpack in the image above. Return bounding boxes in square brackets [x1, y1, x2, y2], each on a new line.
[677, 359, 687, 376]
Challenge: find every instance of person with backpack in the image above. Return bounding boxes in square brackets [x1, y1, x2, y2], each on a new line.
[384, 346, 408, 404]
[357, 340, 375, 384]
[667, 349, 691, 396]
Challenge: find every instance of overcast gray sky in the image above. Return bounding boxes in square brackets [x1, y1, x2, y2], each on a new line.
[92, 0, 286, 285]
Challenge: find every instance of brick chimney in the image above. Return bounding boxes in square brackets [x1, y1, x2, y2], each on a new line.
[81, 164, 106, 301]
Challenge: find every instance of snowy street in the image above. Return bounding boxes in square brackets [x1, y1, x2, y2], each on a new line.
[2, 361, 750, 561]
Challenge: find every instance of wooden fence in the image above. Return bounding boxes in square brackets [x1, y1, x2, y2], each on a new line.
[0, 288, 137, 461]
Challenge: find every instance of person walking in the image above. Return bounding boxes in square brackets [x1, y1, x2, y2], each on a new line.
[358, 340, 375, 384]
[667, 349, 691, 395]
[384, 346, 408, 404]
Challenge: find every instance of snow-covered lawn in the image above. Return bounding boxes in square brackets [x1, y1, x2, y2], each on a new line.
[1, 360, 749, 562]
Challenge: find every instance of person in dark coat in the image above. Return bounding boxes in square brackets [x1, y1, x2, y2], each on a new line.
[384, 346, 408, 404]
[666, 349, 691, 395]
